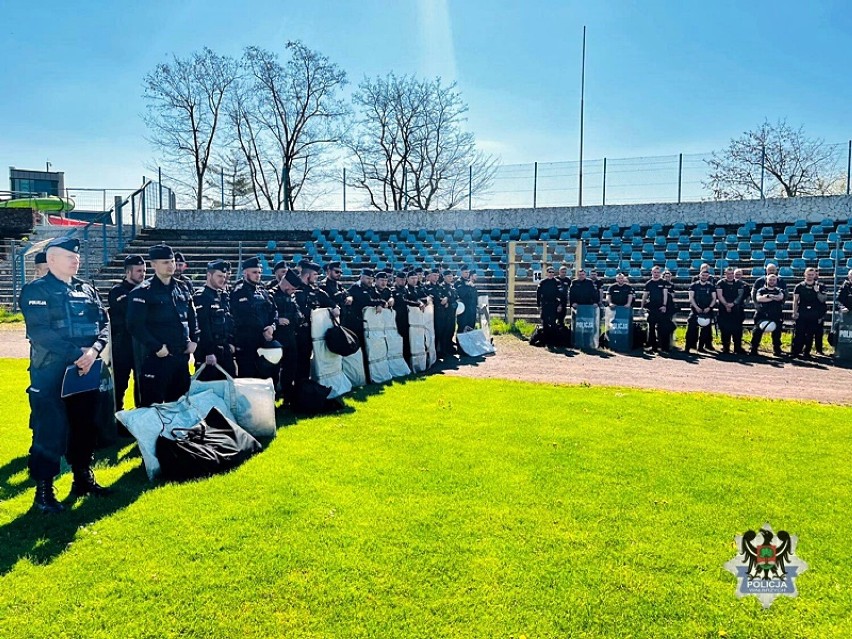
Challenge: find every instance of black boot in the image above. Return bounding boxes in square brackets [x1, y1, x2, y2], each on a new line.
[71, 467, 112, 497]
[33, 479, 64, 514]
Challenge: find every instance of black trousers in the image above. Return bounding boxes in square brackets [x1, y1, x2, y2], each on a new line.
[751, 321, 783, 354]
[718, 309, 744, 352]
[28, 363, 99, 480]
[112, 338, 137, 411]
[646, 310, 672, 351]
[276, 332, 298, 403]
[139, 353, 190, 407]
[685, 313, 714, 350]
[792, 314, 820, 356]
[397, 318, 411, 364]
[295, 327, 313, 382]
[541, 306, 560, 339]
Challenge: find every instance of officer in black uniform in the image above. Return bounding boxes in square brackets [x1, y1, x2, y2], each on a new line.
[715, 267, 746, 354]
[294, 261, 339, 381]
[569, 269, 599, 307]
[455, 265, 479, 333]
[435, 269, 459, 358]
[107, 254, 146, 410]
[20, 236, 112, 513]
[375, 271, 395, 306]
[272, 269, 305, 404]
[194, 259, 236, 380]
[536, 266, 566, 344]
[642, 266, 671, 352]
[230, 256, 277, 379]
[837, 269, 852, 312]
[791, 267, 828, 359]
[33, 250, 49, 279]
[684, 269, 717, 353]
[347, 268, 385, 346]
[173, 251, 194, 292]
[394, 271, 419, 362]
[752, 263, 787, 303]
[267, 260, 289, 291]
[556, 265, 570, 326]
[750, 273, 785, 356]
[808, 271, 828, 356]
[607, 273, 634, 309]
[127, 243, 199, 406]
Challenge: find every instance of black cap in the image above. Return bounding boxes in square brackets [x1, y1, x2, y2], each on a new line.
[46, 236, 80, 253]
[242, 256, 261, 270]
[325, 261, 341, 270]
[272, 260, 288, 273]
[406, 271, 418, 279]
[375, 271, 389, 280]
[174, 251, 187, 264]
[361, 268, 375, 277]
[207, 259, 231, 273]
[414, 267, 424, 274]
[442, 269, 454, 277]
[460, 264, 471, 272]
[123, 254, 145, 268]
[34, 252, 47, 265]
[284, 270, 302, 288]
[429, 268, 440, 275]
[297, 259, 313, 271]
[394, 271, 407, 279]
[300, 261, 322, 273]
[148, 243, 174, 260]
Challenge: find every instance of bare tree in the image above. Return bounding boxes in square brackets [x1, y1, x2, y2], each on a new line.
[143, 48, 239, 209]
[705, 119, 845, 200]
[203, 150, 254, 209]
[226, 41, 348, 211]
[346, 74, 495, 211]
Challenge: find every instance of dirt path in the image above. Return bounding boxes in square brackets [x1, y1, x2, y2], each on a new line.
[441, 335, 852, 405]
[3, 326, 850, 405]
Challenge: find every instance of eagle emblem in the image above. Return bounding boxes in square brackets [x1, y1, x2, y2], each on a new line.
[724, 523, 808, 608]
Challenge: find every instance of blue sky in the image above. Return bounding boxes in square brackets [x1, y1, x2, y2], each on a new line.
[2, 0, 850, 193]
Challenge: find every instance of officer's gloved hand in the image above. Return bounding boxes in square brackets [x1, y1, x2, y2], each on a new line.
[185, 342, 197, 355]
[205, 354, 217, 366]
[156, 345, 170, 358]
[263, 326, 275, 341]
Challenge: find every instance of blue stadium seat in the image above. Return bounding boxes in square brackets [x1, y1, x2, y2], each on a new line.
[509, 228, 521, 241]
[691, 259, 704, 270]
[642, 243, 655, 256]
[802, 249, 817, 261]
[690, 227, 703, 238]
[794, 219, 808, 229]
[678, 236, 690, 248]
[788, 241, 802, 253]
[641, 258, 654, 270]
[666, 242, 678, 253]
[764, 258, 779, 267]
[828, 232, 840, 243]
[516, 268, 528, 278]
[801, 233, 815, 246]
[654, 236, 666, 248]
[750, 234, 762, 244]
[701, 235, 714, 247]
[689, 242, 701, 253]
[632, 237, 644, 249]
[630, 250, 642, 262]
[665, 258, 678, 271]
[752, 266, 766, 278]
[837, 224, 851, 235]
[714, 241, 727, 252]
[737, 241, 750, 252]
[818, 258, 834, 270]
[713, 227, 726, 237]
[677, 250, 690, 261]
[815, 241, 830, 254]
[779, 266, 794, 278]
[629, 267, 642, 279]
[726, 234, 738, 245]
[763, 241, 776, 253]
[589, 237, 601, 248]
[605, 267, 618, 278]
[761, 226, 775, 238]
[677, 267, 691, 280]
[751, 250, 765, 262]
[701, 249, 715, 262]
[667, 228, 681, 239]
[791, 258, 807, 271]
[774, 249, 789, 261]
[601, 229, 612, 240]
[737, 227, 750, 238]
[831, 249, 845, 261]
[726, 250, 740, 261]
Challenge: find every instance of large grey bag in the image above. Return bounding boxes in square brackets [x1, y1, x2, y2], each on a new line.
[189, 364, 277, 439]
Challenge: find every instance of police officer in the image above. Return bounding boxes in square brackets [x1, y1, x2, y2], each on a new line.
[230, 256, 277, 379]
[556, 265, 570, 326]
[268, 260, 289, 291]
[20, 236, 112, 513]
[684, 268, 717, 353]
[107, 254, 146, 410]
[127, 244, 199, 406]
[173, 251, 193, 292]
[715, 266, 746, 354]
[642, 266, 672, 352]
[394, 271, 419, 362]
[272, 268, 304, 404]
[455, 265, 479, 333]
[33, 251, 49, 279]
[790, 267, 828, 359]
[569, 269, 599, 308]
[375, 271, 395, 306]
[194, 259, 236, 381]
[752, 263, 787, 303]
[347, 268, 385, 345]
[435, 269, 459, 358]
[837, 269, 852, 313]
[536, 266, 566, 344]
[607, 273, 634, 309]
[294, 261, 339, 381]
[750, 273, 785, 356]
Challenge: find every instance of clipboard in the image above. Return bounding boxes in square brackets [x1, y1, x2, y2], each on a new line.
[61, 360, 104, 398]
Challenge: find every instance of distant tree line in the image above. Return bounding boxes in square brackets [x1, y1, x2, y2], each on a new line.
[143, 42, 495, 211]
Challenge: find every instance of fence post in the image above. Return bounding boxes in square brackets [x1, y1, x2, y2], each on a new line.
[115, 196, 123, 253]
[759, 146, 766, 201]
[221, 168, 225, 210]
[141, 177, 147, 227]
[101, 214, 108, 266]
[677, 153, 683, 204]
[533, 162, 538, 209]
[343, 168, 347, 211]
[11, 241, 18, 312]
[847, 140, 851, 196]
[158, 167, 163, 209]
[602, 158, 607, 206]
[130, 195, 137, 242]
[282, 166, 289, 211]
[468, 165, 472, 211]
[238, 241, 243, 273]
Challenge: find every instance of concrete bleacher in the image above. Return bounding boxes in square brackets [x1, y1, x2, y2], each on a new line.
[71, 217, 852, 326]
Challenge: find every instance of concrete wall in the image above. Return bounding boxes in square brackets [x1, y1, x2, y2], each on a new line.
[157, 195, 852, 232]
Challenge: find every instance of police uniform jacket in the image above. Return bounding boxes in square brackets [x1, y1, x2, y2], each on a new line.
[607, 283, 634, 307]
[689, 280, 716, 312]
[715, 279, 745, 309]
[793, 281, 825, 317]
[755, 286, 784, 321]
[127, 276, 199, 356]
[194, 285, 234, 358]
[644, 279, 668, 309]
[295, 283, 337, 325]
[272, 286, 304, 338]
[536, 278, 566, 309]
[321, 278, 350, 307]
[837, 280, 852, 312]
[569, 279, 598, 306]
[20, 272, 109, 368]
[376, 286, 394, 304]
[229, 279, 277, 350]
[107, 279, 137, 348]
[348, 282, 385, 320]
[456, 279, 478, 309]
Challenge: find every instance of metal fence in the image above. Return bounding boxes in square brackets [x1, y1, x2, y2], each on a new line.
[158, 140, 852, 211]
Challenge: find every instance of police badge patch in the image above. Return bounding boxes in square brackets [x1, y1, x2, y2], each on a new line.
[724, 523, 808, 608]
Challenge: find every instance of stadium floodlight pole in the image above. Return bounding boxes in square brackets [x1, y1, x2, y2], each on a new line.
[578, 26, 586, 208]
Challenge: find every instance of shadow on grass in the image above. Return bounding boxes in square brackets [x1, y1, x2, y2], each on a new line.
[0, 454, 151, 576]
[0, 456, 30, 502]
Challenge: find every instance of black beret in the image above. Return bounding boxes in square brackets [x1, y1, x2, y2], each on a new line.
[442, 269, 454, 277]
[242, 256, 261, 270]
[34, 252, 47, 265]
[272, 260, 288, 272]
[406, 271, 419, 279]
[394, 271, 407, 279]
[174, 251, 187, 264]
[207, 259, 231, 273]
[325, 261, 341, 270]
[301, 261, 322, 273]
[375, 271, 389, 280]
[148, 243, 174, 260]
[123, 254, 145, 268]
[361, 268, 375, 277]
[414, 267, 424, 274]
[46, 236, 80, 253]
[284, 269, 302, 287]
[429, 268, 440, 275]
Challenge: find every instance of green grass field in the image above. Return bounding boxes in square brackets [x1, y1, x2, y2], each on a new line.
[1, 358, 850, 638]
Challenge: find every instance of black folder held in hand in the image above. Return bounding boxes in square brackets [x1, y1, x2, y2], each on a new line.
[61, 360, 104, 398]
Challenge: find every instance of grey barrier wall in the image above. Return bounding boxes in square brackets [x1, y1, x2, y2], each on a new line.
[157, 195, 852, 232]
